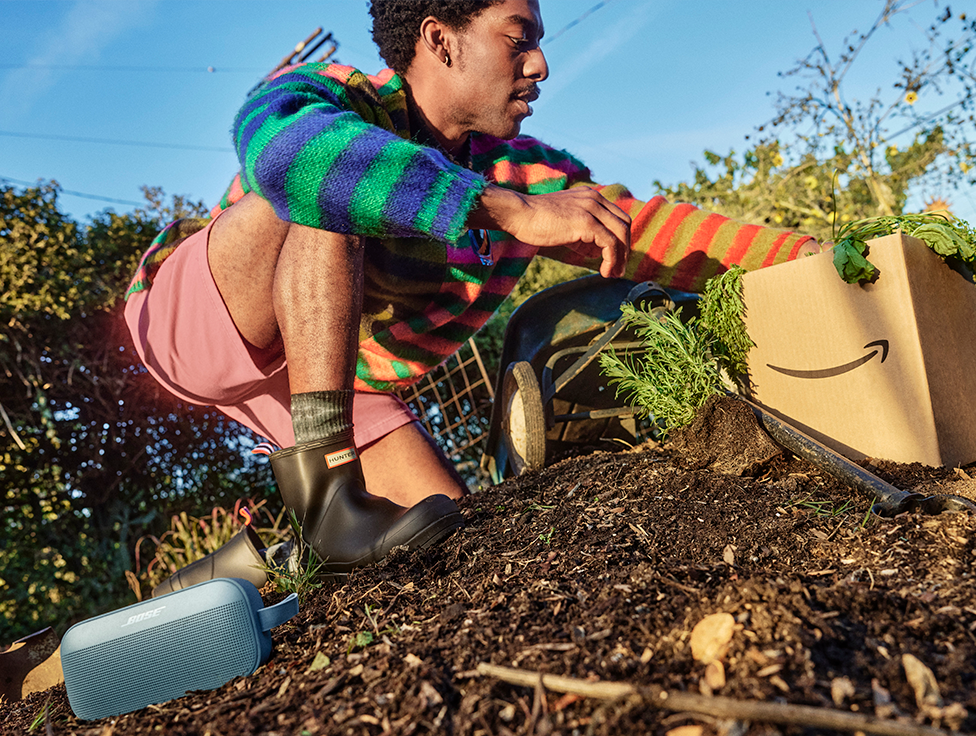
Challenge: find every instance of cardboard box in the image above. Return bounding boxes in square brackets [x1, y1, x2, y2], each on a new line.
[742, 232, 976, 467]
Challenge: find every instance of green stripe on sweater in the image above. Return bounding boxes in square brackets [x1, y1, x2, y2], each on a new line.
[349, 145, 413, 233]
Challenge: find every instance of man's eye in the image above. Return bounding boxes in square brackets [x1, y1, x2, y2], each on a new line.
[509, 36, 531, 49]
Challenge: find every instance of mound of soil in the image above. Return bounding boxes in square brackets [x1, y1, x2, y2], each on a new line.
[3, 396, 975, 735]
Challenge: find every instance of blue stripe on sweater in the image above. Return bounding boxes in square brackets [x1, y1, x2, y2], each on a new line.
[250, 111, 333, 223]
[380, 153, 444, 238]
[314, 127, 386, 233]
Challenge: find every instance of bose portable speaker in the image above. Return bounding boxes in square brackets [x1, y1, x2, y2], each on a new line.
[61, 577, 298, 721]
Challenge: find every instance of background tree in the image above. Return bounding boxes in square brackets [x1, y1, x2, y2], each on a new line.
[657, 1, 976, 241]
[0, 182, 273, 641]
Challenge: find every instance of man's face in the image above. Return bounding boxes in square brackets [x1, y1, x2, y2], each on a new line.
[448, 0, 548, 140]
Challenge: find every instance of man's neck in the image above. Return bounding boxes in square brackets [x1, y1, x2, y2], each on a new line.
[403, 78, 469, 161]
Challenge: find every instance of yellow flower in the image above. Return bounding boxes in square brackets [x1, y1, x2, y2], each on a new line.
[772, 153, 784, 167]
[961, 160, 972, 174]
[886, 145, 898, 158]
[905, 91, 918, 105]
[773, 213, 784, 224]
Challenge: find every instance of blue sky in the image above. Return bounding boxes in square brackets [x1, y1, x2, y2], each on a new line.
[2, 0, 974, 225]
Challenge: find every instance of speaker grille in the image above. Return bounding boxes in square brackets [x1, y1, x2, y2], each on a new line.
[63, 599, 258, 720]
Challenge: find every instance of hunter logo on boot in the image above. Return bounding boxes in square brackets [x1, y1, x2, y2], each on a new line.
[325, 447, 357, 468]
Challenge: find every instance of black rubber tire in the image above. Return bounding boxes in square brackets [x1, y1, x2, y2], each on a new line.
[501, 361, 547, 475]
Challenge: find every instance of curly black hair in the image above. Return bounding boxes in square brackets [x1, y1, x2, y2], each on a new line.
[369, 0, 505, 73]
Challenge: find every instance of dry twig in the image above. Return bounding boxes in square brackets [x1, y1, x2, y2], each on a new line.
[475, 663, 959, 736]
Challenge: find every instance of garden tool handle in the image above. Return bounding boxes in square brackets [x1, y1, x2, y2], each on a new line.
[734, 395, 928, 516]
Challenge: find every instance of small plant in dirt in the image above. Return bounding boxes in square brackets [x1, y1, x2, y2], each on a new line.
[265, 511, 326, 602]
[346, 603, 398, 653]
[788, 493, 856, 517]
[598, 266, 751, 436]
[347, 631, 374, 653]
[28, 700, 50, 732]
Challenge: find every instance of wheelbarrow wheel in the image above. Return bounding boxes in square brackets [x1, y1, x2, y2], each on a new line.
[501, 361, 547, 476]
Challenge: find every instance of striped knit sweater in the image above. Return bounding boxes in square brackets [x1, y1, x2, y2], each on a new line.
[127, 63, 815, 393]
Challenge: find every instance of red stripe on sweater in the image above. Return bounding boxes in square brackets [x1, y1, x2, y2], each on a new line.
[486, 159, 583, 188]
[787, 235, 816, 260]
[670, 212, 727, 287]
[725, 224, 762, 266]
[629, 196, 668, 243]
[761, 231, 792, 268]
[649, 203, 699, 261]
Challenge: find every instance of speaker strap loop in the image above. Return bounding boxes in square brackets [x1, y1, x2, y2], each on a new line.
[258, 593, 299, 632]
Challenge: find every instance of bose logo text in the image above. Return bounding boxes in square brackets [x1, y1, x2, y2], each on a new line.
[121, 606, 166, 628]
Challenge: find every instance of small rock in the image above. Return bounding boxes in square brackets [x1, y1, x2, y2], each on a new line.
[307, 651, 330, 673]
[830, 676, 855, 707]
[704, 660, 726, 690]
[690, 612, 735, 664]
[902, 653, 943, 708]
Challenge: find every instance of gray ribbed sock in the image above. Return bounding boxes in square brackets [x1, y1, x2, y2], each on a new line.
[290, 390, 354, 444]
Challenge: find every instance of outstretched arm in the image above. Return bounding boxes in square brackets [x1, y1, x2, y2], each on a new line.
[234, 64, 486, 244]
[540, 182, 819, 292]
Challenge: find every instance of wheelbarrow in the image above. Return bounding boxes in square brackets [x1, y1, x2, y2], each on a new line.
[481, 275, 699, 483]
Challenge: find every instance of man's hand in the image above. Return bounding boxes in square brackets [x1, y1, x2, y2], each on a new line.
[795, 239, 834, 258]
[469, 185, 632, 278]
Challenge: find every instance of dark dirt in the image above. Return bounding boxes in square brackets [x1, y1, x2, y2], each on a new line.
[4, 395, 976, 736]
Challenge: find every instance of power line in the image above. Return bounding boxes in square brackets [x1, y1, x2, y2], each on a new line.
[0, 130, 233, 153]
[0, 63, 264, 74]
[544, 0, 619, 46]
[887, 94, 972, 140]
[0, 175, 146, 207]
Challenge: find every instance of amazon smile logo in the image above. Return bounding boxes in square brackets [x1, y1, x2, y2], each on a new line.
[767, 340, 889, 379]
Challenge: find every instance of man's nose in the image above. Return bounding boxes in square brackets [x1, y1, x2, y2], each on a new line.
[524, 46, 548, 82]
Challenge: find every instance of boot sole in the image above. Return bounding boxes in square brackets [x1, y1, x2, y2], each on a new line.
[315, 510, 465, 583]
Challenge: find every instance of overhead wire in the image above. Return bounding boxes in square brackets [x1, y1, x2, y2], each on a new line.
[0, 175, 147, 207]
[543, 0, 619, 46]
[0, 130, 233, 153]
[0, 63, 264, 73]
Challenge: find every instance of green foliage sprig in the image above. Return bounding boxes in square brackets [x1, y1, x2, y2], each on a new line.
[832, 213, 976, 284]
[599, 268, 752, 436]
[700, 266, 753, 378]
[599, 307, 723, 436]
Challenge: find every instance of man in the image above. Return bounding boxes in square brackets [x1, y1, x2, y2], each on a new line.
[125, 0, 819, 592]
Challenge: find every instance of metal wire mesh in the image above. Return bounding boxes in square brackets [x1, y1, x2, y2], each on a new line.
[396, 339, 495, 488]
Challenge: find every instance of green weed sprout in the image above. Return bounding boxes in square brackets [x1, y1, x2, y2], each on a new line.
[265, 510, 326, 602]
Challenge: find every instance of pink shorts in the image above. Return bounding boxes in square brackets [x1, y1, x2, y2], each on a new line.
[123, 217, 417, 450]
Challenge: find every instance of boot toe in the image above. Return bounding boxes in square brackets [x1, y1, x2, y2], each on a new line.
[387, 494, 465, 552]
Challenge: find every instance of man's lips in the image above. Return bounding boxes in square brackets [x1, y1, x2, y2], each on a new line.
[513, 87, 540, 115]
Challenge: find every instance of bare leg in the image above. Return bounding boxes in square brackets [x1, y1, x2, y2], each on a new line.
[207, 194, 467, 502]
[360, 423, 469, 504]
[208, 193, 360, 392]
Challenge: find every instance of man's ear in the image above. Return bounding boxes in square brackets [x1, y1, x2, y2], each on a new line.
[418, 15, 453, 66]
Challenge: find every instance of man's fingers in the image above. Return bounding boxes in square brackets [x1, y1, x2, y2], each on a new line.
[594, 229, 628, 278]
[587, 202, 630, 279]
[478, 185, 632, 278]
